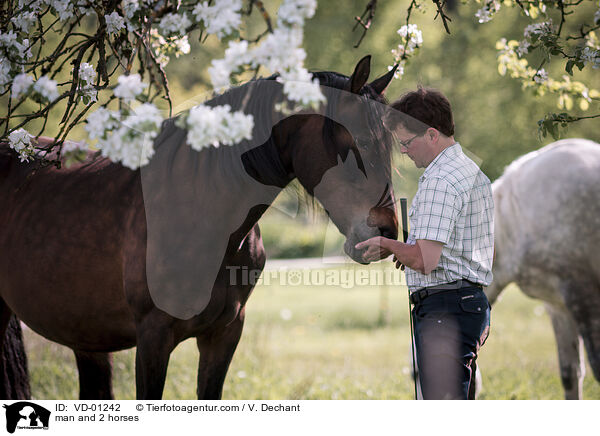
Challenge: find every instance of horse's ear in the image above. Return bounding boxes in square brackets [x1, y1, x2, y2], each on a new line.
[369, 64, 398, 95]
[349, 55, 371, 94]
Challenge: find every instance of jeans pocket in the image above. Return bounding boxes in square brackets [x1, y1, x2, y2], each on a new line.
[459, 296, 487, 314]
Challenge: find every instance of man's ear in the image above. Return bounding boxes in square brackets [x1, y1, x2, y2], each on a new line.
[427, 127, 439, 142]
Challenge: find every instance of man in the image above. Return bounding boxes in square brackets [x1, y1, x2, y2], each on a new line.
[356, 88, 494, 400]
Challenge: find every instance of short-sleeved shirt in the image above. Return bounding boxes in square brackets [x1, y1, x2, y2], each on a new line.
[406, 143, 494, 292]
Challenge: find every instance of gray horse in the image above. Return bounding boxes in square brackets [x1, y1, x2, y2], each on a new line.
[485, 138, 600, 399]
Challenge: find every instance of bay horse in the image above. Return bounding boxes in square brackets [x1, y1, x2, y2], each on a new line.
[0, 55, 398, 399]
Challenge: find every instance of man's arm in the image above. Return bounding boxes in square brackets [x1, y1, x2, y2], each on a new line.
[355, 237, 443, 274]
[415, 239, 443, 274]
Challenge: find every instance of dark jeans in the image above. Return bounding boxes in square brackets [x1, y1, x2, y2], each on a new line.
[412, 286, 491, 400]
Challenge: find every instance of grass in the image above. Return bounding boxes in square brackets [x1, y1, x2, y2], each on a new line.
[23, 263, 600, 400]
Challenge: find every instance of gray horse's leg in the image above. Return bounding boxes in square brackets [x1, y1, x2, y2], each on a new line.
[134, 310, 176, 400]
[563, 282, 600, 385]
[74, 350, 114, 400]
[545, 303, 585, 400]
[196, 308, 246, 400]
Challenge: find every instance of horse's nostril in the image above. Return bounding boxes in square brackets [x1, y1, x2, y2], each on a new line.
[379, 225, 398, 240]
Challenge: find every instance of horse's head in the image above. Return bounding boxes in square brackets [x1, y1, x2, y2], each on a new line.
[282, 56, 399, 263]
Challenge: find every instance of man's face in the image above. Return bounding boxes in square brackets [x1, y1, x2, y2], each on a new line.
[395, 125, 431, 168]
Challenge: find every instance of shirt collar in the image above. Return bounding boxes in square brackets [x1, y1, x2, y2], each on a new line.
[420, 142, 461, 182]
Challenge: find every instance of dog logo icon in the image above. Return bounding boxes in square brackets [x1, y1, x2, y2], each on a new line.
[3, 402, 51, 433]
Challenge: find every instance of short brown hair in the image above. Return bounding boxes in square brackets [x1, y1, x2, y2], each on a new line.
[389, 87, 455, 137]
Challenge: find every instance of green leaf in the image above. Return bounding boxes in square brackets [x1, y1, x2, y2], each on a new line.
[565, 60, 574, 76]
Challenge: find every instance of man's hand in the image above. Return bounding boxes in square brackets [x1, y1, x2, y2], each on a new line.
[393, 255, 405, 270]
[354, 236, 393, 262]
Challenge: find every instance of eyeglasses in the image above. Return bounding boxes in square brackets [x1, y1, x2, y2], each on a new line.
[397, 134, 421, 148]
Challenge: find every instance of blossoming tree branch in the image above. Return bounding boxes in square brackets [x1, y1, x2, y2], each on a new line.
[1, 0, 597, 171]
[396, 0, 599, 139]
[1, 0, 332, 168]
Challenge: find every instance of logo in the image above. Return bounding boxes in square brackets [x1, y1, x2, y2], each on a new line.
[3, 402, 50, 433]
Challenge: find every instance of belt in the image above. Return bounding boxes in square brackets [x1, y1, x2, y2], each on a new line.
[409, 280, 482, 305]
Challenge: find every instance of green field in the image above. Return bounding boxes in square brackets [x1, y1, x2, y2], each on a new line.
[23, 263, 600, 400]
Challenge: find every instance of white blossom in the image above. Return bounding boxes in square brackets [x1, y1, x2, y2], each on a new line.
[11, 73, 34, 99]
[524, 20, 555, 40]
[13, 38, 33, 60]
[11, 11, 37, 33]
[208, 40, 251, 90]
[0, 31, 32, 60]
[78, 62, 96, 85]
[122, 0, 140, 19]
[174, 35, 191, 55]
[475, 8, 492, 23]
[186, 104, 253, 150]
[17, 0, 44, 13]
[48, 0, 74, 21]
[208, 59, 233, 90]
[474, 0, 501, 23]
[388, 63, 404, 80]
[581, 47, 600, 69]
[534, 68, 548, 84]
[106, 12, 125, 35]
[193, 0, 243, 39]
[390, 24, 423, 80]
[33, 75, 59, 101]
[62, 140, 89, 154]
[0, 57, 12, 90]
[255, 28, 305, 73]
[88, 104, 164, 170]
[77, 62, 98, 102]
[85, 107, 119, 139]
[114, 74, 147, 101]
[203, 0, 323, 106]
[277, 0, 317, 26]
[278, 68, 325, 108]
[159, 12, 191, 36]
[0, 30, 18, 48]
[516, 40, 530, 57]
[124, 103, 164, 133]
[0, 32, 33, 61]
[8, 128, 35, 162]
[397, 24, 423, 50]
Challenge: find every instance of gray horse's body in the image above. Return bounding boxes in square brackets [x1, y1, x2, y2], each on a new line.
[486, 138, 600, 399]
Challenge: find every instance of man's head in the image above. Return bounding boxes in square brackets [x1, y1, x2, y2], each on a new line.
[387, 87, 456, 168]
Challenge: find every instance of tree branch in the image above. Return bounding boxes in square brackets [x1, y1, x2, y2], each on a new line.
[353, 0, 377, 48]
[431, 0, 452, 34]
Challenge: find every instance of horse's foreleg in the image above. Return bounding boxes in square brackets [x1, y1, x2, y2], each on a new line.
[196, 307, 246, 400]
[135, 311, 176, 400]
[74, 351, 114, 400]
[563, 283, 600, 386]
[545, 303, 585, 400]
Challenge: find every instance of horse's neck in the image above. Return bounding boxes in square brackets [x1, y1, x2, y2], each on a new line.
[218, 136, 294, 248]
[143, 117, 294, 253]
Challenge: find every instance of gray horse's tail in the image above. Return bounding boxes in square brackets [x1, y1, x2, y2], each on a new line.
[0, 316, 31, 400]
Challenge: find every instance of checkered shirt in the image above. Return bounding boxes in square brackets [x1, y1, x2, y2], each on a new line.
[405, 143, 494, 292]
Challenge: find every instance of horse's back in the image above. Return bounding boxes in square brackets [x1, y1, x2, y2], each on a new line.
[493, 138, 600, 278]
[0, 147, 140, 350]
